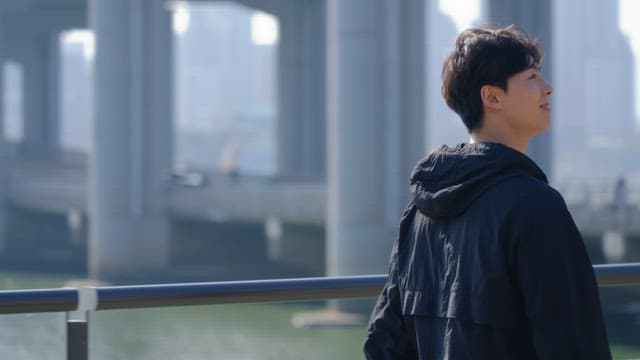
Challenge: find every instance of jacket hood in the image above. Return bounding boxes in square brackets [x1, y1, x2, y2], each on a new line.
[410, 142, 547, 218]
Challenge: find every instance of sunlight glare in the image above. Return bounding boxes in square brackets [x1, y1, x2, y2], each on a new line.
[251, 11, 279, 46]
[619, 0, 640, 54]
[439, 0, 480, 31]
[173, 3, 191, 35]
[62, 30, 95, 60]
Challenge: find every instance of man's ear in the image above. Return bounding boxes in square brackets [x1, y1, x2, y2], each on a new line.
[480, 85, 502, 110]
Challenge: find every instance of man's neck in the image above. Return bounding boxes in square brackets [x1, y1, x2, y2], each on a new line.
[469, 129, 529, 154]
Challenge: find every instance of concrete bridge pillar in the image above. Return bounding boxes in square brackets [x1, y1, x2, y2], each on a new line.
[18, 33, 61, 159]
[276, 0, 326, 181]
[89, 0, 173, 280]
[485, 0, 553, 179]
[0, 12, 7, 253]
[326, 0, 426, 314]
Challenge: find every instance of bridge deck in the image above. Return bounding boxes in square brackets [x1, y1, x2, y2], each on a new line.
[6, 153, 640, 232]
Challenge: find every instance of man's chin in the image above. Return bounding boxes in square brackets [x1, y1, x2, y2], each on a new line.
[536, 118, 551, 132]
[528, 122, 551, 138]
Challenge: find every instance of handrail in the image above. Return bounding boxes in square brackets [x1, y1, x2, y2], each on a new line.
[95, 275, 383, 310]
[0, 263, 639, 314]
[94, 262, 640, 310]
[0, 288, 77, 314]
[594, 263, 640, 286]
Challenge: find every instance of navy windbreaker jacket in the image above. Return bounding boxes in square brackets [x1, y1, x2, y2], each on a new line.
[364, 142, 611, 359]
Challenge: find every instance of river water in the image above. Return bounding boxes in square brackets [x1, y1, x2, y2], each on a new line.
[1, 272, 639, 359]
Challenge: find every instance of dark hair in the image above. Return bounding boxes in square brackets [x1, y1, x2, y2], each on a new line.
[441, 25, 543, 132]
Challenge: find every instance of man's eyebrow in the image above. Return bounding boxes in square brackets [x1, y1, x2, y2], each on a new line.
[526, 66, 541, 73]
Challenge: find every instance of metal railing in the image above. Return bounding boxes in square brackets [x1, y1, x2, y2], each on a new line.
[1, 263, 640, 360]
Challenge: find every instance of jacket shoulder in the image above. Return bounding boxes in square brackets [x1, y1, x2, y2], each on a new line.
[491, 175, 566, 210]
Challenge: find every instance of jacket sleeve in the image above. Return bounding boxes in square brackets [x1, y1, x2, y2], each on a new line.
[363, 242, 416, 359]
[364, 203, 418, 359]
[511, 189, 611, 359]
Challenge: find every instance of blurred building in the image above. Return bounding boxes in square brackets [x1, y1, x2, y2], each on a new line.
[554, 0, 639, 177]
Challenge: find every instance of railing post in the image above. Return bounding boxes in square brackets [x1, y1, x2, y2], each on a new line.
[67, 318, 88, 360]
[64, 286, 97, 360]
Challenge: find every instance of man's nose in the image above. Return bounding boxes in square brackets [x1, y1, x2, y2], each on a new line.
[544, 79, 553, 95]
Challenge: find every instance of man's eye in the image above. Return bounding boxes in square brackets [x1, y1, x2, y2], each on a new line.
[529, 73, 538, 79]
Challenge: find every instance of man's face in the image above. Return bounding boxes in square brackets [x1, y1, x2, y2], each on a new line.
[500, 67, 553, 137]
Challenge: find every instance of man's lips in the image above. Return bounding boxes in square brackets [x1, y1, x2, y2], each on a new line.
[540, 103, 551, 111]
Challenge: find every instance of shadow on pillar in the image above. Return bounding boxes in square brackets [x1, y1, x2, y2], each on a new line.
[171, 218, 267, 267]
[265, 219, 325, 276]
[163, 217, 325, 283]
[0, 205, 87, 274]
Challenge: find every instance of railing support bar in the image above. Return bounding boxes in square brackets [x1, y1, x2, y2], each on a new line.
[67, 319, 88, 360]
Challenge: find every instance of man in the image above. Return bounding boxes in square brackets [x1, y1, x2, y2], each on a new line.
[364, 26, 611, 359]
